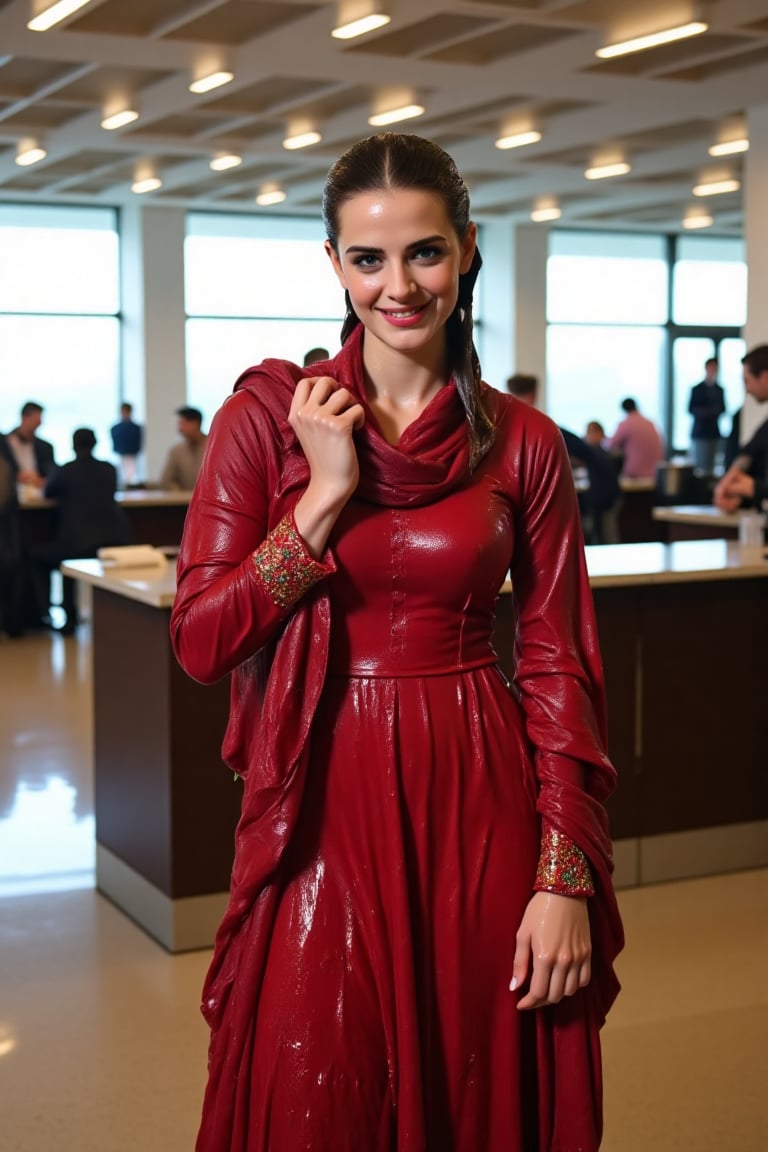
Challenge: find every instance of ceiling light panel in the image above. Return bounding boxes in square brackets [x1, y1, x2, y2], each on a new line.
[27, 0, 93, 32]
[597, 21, 708, 60]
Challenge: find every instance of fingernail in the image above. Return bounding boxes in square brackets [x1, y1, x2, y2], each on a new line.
[509, 977, 517, 991]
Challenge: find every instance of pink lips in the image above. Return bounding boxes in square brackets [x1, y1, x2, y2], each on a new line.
[378, 305, 428, 328]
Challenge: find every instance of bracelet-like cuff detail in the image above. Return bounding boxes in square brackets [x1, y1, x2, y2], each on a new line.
[252, 513, 331, 608]
[534, 825, 594, 897]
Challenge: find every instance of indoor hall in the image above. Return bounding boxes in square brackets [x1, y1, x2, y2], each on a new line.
[1, 628, 767, 1152]
[3, 2, 768, 1150]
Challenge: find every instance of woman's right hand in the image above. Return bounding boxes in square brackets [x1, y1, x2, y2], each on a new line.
[289, 376, 365, 558]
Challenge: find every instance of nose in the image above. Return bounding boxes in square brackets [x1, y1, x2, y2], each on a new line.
[385, 260, 417, 300]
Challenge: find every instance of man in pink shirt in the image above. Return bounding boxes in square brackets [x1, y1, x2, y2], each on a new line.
[608, 397, 664, 479]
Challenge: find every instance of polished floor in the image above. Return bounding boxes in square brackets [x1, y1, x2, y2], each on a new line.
[1, 628, 767, 1151]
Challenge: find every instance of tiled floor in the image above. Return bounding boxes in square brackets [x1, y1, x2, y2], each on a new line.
[2, 629, 767, 1151]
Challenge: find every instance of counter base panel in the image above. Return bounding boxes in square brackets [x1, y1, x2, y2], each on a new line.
[97, 843, 228, 952]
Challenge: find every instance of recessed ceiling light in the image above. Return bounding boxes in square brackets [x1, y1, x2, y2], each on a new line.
[332, 13, 390, 40]
[15, 142, 47, 166]
[585, 161, 631, 180]
[189, 71, 234, 95]
[596, 21, 708, 59]
[530, 205, 562, 223]
[27, 0, 92, 32]
[131, 176, 162, 194]
[283, 130, 322, 150]
[708, 138, 749, 157]
[210, 153, 242, 172]
[368, 104, 424, 127]
[692, 178, 740, 196]
[101, 109, 139, 131]
[256, 188, 287, 206]
[495, 130, 542, 150]
[683, 212, 713, 229]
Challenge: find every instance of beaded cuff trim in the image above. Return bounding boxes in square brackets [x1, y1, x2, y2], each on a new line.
[252, 513, 330, 609]
[534, 825, 595, 897]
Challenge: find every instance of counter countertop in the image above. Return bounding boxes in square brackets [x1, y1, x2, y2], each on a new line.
[20, 488, 193, 509]
[64, 538, 768, 611]
[652, 504, 741, 526]
[62, 556, 178, 608]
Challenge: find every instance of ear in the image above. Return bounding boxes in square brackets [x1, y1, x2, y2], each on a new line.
[459, 222, 478, 275]
[324, 240, 347, 289]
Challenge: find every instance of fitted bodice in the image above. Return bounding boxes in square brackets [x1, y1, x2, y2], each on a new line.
[326, 467, 514, 677]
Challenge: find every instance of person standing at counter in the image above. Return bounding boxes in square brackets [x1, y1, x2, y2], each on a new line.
[687, 357, 725, 475]
[607, 397, 664, 480]
[159, 406, 208, 491]
[172, 133, 623, 1152]
[110, 402, 143, 485]
[0, 432, 24, 637]
[714, 344, 768, 513]
[34, 428, 131, 634]
[6, 401, 56, 490]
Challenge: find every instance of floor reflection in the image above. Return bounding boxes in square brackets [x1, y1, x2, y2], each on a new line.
[0, 775, 94, 897]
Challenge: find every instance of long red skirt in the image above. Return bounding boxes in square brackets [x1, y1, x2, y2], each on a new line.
[223, 666, 603, 1151]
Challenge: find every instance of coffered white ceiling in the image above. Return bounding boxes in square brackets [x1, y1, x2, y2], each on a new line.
[1, 0, 766, 231]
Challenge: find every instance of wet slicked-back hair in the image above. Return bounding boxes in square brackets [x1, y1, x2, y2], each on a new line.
[322, 133, 493, 468]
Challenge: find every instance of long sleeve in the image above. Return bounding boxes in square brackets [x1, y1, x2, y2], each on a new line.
[508, 418, 615, 870]
[170, 389, 333, 685]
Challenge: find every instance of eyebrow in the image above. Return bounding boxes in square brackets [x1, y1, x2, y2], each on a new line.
[344, 234, 448, 256]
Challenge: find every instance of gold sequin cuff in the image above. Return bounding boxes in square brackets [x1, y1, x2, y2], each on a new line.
[251, 512, 334, 609]
[534, 825, 594, 897]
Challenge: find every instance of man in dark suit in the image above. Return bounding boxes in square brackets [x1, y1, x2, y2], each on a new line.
[714, 344, 768, 514]
[34, 427, 132, 634]
[688, 358, 726, 474]
[6, 400, 56, 488]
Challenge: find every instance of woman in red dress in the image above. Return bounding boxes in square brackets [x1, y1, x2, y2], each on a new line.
[171, 133, 623, 1152]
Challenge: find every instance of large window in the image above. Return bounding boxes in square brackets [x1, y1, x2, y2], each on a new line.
[546, 230, 745, 454]
[547, 232, 668, 437]
[0, 206, 121, 465]
[185, 214, 344, 420]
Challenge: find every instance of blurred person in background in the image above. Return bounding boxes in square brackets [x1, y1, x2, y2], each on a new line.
[302, 347, 330, 368]
[6, 401, 56, 490]
[688, 357, 725, 475]
[33, 428, 131, 635]
[110, 401, 143, 485]
[714, 344, 768, 513]
[0, 432, 24, 637]
[160, 406, 208, 491]
[607, 397, 664, 480]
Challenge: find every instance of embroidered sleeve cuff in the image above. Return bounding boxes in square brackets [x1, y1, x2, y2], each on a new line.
[251, 512, 334, 609]
[534, 824, 595, 897]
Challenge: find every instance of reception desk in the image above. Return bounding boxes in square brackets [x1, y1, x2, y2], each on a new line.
[64, 539, 768, 950]
[21, 488, 192, 550]
[652, 504, 741, 542]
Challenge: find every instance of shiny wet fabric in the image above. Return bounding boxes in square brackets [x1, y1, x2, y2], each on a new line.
[171, 327, 623, 1152]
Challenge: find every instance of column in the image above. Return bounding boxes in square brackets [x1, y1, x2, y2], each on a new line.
[121, 205, 187, 482]
[513, 224, 548, 408]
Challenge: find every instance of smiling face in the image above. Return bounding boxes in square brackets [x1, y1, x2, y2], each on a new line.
[325, 188, 476, 372]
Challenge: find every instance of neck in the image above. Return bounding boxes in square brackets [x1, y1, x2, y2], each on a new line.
[362, 332, 449, 409]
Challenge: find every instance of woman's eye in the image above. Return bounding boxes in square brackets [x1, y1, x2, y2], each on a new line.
[352, 253, 380, 268]
[414, 246, 442, 261]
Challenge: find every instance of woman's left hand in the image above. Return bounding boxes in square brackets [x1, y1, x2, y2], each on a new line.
[510, 891, 591, 1010]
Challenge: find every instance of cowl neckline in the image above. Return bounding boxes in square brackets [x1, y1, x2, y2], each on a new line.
[236, 323, 473, 509]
